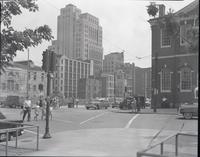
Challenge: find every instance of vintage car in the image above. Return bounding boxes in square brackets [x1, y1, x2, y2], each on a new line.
[85, 100, 109, 110]
[178, 102, 198, 119]
[0, 111, 24, 142]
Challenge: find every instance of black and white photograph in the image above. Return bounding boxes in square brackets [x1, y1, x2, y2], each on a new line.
[0, 0, 198, 156]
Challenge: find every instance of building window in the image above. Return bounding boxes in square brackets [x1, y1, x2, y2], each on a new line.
[160, 69, 171, 92]
[15, 84, 19, 90]
[33, 85, 36, 91]
[7, 80, 14, 91]
[180, 67, 192, 92]
[41, 73, 44, 82]
[33, 72, 37, 80]
[28, 84, 30, 91]
[28, 72, 31, 80]
[161, 29, 171, 48]
[2, 83, 6, 90]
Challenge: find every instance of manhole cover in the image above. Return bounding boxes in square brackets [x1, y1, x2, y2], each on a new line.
[21, 139, 33, 143]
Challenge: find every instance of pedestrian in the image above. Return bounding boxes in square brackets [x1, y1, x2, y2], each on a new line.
[22, 96, 32, 122]
[131, 98, 137, 113]
[34, 105, 40, 121]
[41, 99, 46, 120]
[76, 99, 79, 108]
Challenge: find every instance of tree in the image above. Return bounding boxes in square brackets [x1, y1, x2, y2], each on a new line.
[0, 0, 54, 73]
[162, 10, 199, 53]
[147, 2, 158, 18]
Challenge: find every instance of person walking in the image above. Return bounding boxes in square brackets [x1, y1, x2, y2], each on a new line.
[22, 97, 32, 122]
[131, 98, 137, 113]
[76, 99, 79, 108]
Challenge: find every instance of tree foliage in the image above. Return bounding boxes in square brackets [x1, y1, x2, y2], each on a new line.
[0, 0, 54, 73]
[147, 3, 158, 18]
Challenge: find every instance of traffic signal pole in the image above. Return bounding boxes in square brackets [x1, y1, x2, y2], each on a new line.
[42, 49, 56, 139]
[43, 72, 51, 139]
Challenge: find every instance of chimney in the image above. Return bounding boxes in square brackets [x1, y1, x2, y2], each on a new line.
[159, 4, 165, 17]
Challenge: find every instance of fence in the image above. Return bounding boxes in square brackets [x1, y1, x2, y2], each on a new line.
[0, 121, 39, 156]
[137, 132, 197, 157]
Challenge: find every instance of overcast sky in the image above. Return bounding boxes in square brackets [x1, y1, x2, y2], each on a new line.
[13, 0, 192, 68]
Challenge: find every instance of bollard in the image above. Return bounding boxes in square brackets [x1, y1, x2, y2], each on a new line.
[36, 126, 39, 150]
[160, 142, 164, 155]
[16, 129, 18, 148]
[175, 134, 178, 156]
[5, 131, 8, 156]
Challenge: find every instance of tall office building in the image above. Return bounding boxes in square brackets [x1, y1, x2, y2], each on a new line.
[57, 4, 103, 76]
[57, 4, 81, 58]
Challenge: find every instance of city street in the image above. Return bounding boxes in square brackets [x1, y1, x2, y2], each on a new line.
[2, 107, 197, 134]
[0, 106, 197, 156]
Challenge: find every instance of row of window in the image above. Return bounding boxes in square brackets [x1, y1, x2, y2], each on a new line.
[1, 82, 41, 92]
[160, 67, 194, 92]
[28, 72, 45, 81]
[160, 19, 198, 48]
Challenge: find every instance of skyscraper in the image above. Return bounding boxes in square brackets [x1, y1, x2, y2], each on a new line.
[57, 4, 103, 76]
[57, 4, 81, 58]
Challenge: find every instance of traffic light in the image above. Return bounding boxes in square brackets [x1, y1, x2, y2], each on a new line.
[42, 49, 57, 73]
[49, 51, 56, 72]
[42, 50, 49, 72]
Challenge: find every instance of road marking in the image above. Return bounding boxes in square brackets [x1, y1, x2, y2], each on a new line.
[53, 118, 73, 124]
[80, 112, 106, 125]
[124, 114, 140, 129]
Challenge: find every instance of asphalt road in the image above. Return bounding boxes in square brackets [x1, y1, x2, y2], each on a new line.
[0, 106, 198, 156]
[1, 106, 197, 138]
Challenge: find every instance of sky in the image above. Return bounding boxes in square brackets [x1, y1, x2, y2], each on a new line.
[13, 0, 193, 68]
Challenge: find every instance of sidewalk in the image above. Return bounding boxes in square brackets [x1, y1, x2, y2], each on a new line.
[0, 128, 163, 156]
[1, 128, 197, 156]
[110, 108, 178, 115]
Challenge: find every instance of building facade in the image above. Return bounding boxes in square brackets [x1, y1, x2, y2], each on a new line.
[103, 52, 124, 74]
[57, 4, 103, 76]
[77, 77, 101, 100]
[123, 63, 135, 97]
[0, 61, 47, 104]
[149, 0, 199, 108]
[53, 55, 92, 100]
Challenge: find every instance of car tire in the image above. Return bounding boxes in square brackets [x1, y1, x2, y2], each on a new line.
[184, 112, 193, 119]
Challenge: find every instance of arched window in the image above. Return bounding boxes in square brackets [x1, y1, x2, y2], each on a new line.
[180, 67, 192, 92]
[160, 68, 171, 92]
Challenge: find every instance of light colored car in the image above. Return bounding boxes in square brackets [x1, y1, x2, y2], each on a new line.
[178, 103, 198, 119]
[85, 100, 109, 110]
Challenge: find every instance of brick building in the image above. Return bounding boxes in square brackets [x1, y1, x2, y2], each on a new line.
[149, 0, 199, 108]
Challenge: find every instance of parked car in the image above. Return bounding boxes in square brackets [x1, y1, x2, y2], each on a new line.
[178, 102, 198, 119]
[85, 100, 109, 110]
[4, 96, 22, 108]
[0, 111, 24, 142]
[111, 102, 120, 108]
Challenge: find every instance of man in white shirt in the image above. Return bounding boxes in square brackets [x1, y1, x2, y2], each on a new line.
[22, 97, 32, 121]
